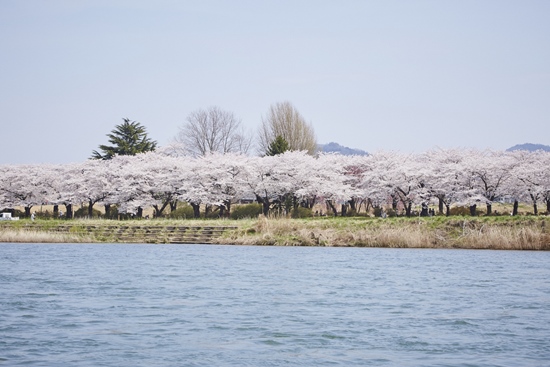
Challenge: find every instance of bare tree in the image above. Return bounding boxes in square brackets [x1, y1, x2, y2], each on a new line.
[174, 106, 252, 157]
[258, 101, 317, 156]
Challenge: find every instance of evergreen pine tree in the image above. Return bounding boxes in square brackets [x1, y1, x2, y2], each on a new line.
[92, 118, 157, 160]
[266, 135, 290, 156]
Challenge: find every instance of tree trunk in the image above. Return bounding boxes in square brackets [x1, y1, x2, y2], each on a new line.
[341, 204, 347, 217]
[153, 200, 171, 218]
[438, 198, 444, 215]
[486, 203, 492, 216]
[226, 201, 231, 216]
[169, 200, 178, 212]
[255, 195, 271, 216]
[391, 195, 398, 210]
[53, 205, 59, 218]
[469, 204, 477, 217]
[191, 203, 201, 218]
[325, 200, 338, 216]
[24, 206, 32, 218]
[88, 199, 94, 218]
[104, 204, 111, 218]
[304, 196, 316, 209]
[137, 207, 143, 219]
[445, 204, 450, 217]
[65, 204, 73, 219]
[512, 200, 519, 216]
[547, 199, 550, 213]
[219, 200, 231, 217]
[405, 202, 412, 217]
[529, 193, 538, 215]
[291, 195, 298, 211]
[262, 200, 270, 216]
[348, 198, 357, 212]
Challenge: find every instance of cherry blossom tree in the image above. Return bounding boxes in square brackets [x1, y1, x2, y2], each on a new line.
[194, 153, 250, 216]
[423, 149, 473, 216]
[509, 150, 550, 215]
[239, 152, 317, 216]
[355, 152, 395, 213]
[315, 153, 361, 216]
[70, 159, 118, 218]
[241, 154, 291, 216]
[357, 152, 427, 217]
[108, 154, 167, 217]
[136, 153, 184, 217]
[463, 150, 516, 215]
[0, 164, 53, 217]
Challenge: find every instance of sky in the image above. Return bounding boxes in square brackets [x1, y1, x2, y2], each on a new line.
[1, 0, 549, 164]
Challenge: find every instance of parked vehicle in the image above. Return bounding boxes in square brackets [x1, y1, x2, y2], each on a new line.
[0, 212, 19, 220]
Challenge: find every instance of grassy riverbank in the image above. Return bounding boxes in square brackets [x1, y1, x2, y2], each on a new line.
[0, 229, 93, 243]
[1, 216, 549, 250]
[222, 216, 550, 250]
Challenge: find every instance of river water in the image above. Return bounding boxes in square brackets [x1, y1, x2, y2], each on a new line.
[1, 243, 549, 366]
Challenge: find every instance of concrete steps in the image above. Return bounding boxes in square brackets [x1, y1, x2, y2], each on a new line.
[26, 223, 237, 244]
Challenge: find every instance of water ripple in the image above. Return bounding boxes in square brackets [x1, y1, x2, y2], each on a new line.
[1, 244, 549, 366]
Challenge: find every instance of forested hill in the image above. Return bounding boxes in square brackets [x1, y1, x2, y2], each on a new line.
[506, 143, 550, 152]
[318, 142, 368, 156]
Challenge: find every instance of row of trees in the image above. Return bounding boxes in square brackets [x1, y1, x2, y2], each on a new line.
[2, 149, 549, 219]
[176, 101, 317, 156]
[92, 102, 317, 160]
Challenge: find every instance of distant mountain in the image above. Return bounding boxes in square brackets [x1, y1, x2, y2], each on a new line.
[506, 143, 550, 152]
[318, 142, 368, 156]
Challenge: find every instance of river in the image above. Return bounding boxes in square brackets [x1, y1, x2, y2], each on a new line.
[1, 243, 549, 366]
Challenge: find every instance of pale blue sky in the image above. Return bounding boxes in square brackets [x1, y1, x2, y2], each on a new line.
[1, 0, 549, 164]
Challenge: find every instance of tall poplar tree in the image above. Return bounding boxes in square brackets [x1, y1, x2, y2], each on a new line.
[257, 101, 317, 156]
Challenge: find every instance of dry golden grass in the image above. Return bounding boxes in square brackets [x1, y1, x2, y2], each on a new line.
[0, 229, 92, 243]
[456, 225, 549, 250]
[218, 216, 550, 250]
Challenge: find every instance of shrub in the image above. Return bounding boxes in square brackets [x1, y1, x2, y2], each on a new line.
[230, 204, 263, 219]
[168, 205, 195, 219]
[291, 207, 313, 218]
[100, 205, 120, 220]
[74, 205, 102, 218]
[344, 209, 357, 217]
[449, 206, 471, 216]
[205, 207, 224, 219]
[36, 210, 53, 219]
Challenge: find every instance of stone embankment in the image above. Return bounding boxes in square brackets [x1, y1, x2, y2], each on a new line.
[26, 224, 237, 244]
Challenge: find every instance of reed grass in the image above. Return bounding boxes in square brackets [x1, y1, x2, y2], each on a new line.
[218, 216, 550, 250]
[456, 225, 548, 250]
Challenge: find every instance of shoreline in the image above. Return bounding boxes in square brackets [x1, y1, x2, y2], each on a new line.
[1, 216, 549, 250]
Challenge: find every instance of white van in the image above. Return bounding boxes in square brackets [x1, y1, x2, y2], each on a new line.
[0, 212, 19, 220]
